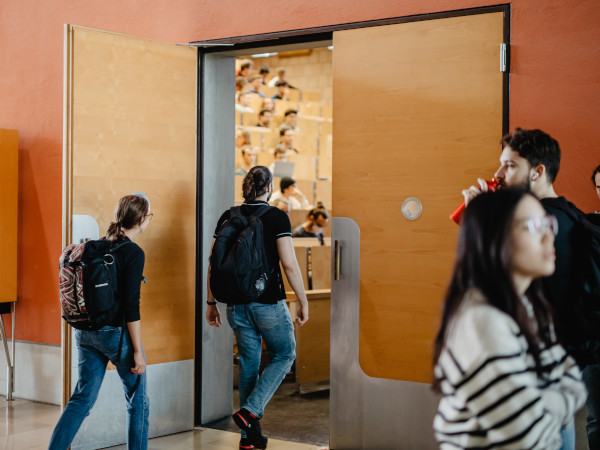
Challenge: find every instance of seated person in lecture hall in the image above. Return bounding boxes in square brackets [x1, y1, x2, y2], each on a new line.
[236, 60, 252, 81]
[235, 146, 257, 177]
[278, 109, 298, 132]
[235, 92, 255, 114]
[269, 177, 311, 211]
[267, 67, 286, 87]
[432, 189, 585, 450]
[256, 109, 273, 128]
[261, 97, 274, 112]
[235, 76, 245, 94]
[268, 145, 288, 174]
[272, 197, 291, 213]
[259, 65, 270, 84]
[247, 75, 264, 98]
[272, 80, 290, 101]
[291, 202, 329, 245]
[279, 126, 298, 154]
[235, 126, 251, 151]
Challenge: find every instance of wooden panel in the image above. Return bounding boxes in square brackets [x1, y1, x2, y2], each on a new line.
[234, 175, 244, 202]
[70, 27, 197, 365]
[333, 13, 504, 382]
[311, 245, 331, 290]
[287, 153, 317, 180]
[288, 209, 310, 230]
[0, 129, 18, 303]
[316, 179, 332, 210]
[294, 294, 330, 385]
[302, 91, 322, 103]
[299, 102, 322, 117]
[274, 100, 298, 116]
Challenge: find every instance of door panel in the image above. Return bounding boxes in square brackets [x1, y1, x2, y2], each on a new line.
[69, 26, 197, 365]
[333, 13, 504, 383]
[65, 25, 197, 445]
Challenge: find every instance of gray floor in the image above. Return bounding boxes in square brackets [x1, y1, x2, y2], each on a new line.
[207, 380, 330, 447]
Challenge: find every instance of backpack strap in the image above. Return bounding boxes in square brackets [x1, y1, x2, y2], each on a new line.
[247, 204, 272, 219]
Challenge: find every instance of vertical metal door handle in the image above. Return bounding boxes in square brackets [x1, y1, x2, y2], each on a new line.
[334, 240, 342, 281]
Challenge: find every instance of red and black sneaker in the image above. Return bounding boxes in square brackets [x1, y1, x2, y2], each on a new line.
[233, 409, 268, 449]
[239, 437, 255, 450]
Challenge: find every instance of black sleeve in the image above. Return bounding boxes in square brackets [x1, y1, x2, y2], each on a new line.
[213, 210, 230, 238]
[121, 246, 145, 322]
[271, 208, 292, 239]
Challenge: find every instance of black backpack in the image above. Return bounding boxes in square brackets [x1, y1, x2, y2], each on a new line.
[59, 239, 131, 330]
[210, 205, 276, 304]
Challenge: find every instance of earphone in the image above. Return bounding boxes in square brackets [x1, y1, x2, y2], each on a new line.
[531, 173, 539, 181]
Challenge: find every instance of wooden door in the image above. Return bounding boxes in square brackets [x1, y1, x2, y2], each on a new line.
[333, 12, 504, 383]
[64, 25, 197, 443]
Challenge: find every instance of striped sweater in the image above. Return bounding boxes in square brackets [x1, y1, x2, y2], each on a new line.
[434, 289, 586, 449]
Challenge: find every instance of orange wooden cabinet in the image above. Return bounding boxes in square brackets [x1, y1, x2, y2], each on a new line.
[0, 129, 18, 304]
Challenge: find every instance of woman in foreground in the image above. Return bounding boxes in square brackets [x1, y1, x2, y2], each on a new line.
[432, 189, 586, 449]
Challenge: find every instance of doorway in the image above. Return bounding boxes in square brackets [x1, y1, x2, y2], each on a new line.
[197, 5, 508, 449]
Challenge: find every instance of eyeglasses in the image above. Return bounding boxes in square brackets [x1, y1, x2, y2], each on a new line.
[146, 213, 154, 221]
[518, 215, 558, 236]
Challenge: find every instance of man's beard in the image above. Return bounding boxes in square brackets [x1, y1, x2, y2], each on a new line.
[498, 177, 531, 191]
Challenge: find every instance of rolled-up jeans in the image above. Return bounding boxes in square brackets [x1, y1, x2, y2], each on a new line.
[48, 325, 149, 450]
[227, 300, 296, 420]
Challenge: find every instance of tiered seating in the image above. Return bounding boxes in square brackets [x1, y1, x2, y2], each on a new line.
[234, 85, 332, 213]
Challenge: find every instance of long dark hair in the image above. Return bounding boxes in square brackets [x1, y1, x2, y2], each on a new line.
[242, 166, 272, 202]
[432, 189, 555, 392]
[106, 194, 149, 241]
[308, 202, 329, 221]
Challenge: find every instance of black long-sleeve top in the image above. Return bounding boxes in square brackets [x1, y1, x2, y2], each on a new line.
[110, 237, 145, 324]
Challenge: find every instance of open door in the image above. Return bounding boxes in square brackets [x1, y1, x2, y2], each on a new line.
[64, 25, 197, 448]
[330, 11, 506, 449]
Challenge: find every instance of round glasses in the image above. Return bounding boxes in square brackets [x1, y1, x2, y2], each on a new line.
[519, 214, 558, 236]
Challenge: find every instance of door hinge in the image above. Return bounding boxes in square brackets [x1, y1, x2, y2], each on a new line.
[500, 43, 507, 72]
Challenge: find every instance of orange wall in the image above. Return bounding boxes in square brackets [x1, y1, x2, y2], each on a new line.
[1, 0, 599, 344]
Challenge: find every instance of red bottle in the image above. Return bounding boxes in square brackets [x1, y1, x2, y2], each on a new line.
[450, 179, 498, 224]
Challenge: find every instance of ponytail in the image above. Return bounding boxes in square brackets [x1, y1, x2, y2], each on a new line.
[242, 166, 272, 202]
[106, 194, 149, 241]
[308, 201, 329, 221]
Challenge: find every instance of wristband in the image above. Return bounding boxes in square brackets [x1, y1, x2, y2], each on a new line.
[207, 301, 217, 306]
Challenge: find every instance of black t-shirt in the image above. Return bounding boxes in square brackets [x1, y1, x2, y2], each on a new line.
[213, 201, 292, 303]
[109, 237, 145, 324]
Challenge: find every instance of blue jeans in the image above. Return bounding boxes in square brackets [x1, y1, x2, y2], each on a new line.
[583, 363, 600, 449]
[227, 300, 296, 420]
[48, 326, 149, 450]
[559, 419, 575, 450]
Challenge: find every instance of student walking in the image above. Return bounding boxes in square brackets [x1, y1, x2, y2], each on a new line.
[206, 166, 309, 450]
[49, 193, 151, 450]
[432, 189, 586, 449]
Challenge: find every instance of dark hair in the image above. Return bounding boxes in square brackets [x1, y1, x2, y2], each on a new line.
[284, 109, 298, 117]
[432, 189, 555, 392]
[280, 177, 296, 192]
[242, 166, 272, 202]
[259, 66, 269, 75]
[258, 109, 271, 117]
[106, 194, 150, 241]
[279, 126, 293, 137]
[501, 128, 561, 183]
[275, 80, 289, 87]
[240, 62, 251, 71]
[308, 202, 328, 221]
[240, 145, 253, 156]
[273, 145, 287, 156]
[592, 164, 600, 184]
